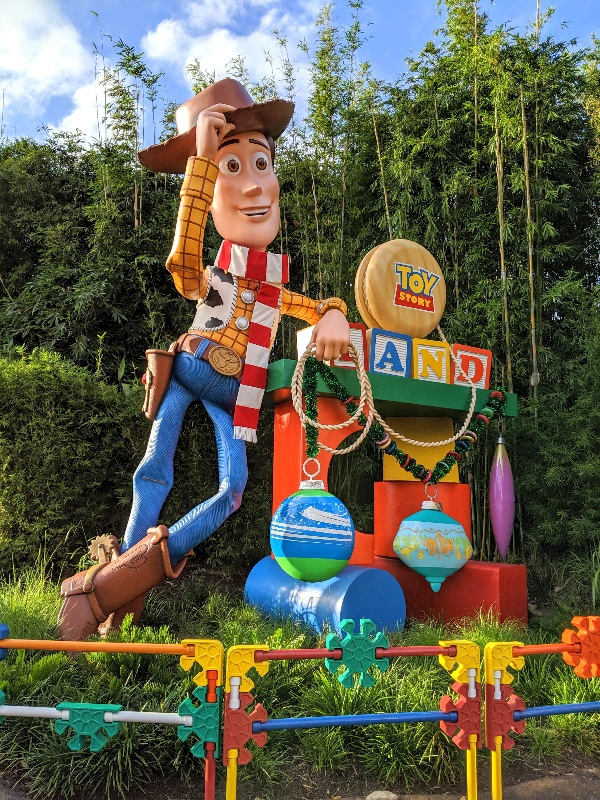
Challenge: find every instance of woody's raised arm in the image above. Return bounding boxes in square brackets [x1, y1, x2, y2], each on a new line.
[165, 155, 218, 300]
[162, 105, 236, 300]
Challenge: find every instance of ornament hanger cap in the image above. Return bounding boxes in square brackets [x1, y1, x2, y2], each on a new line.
[299, 479, 326, 490]
[300, 457, 324, 489]
[424, 482, 438, 500]
[421, 499, 443, 511]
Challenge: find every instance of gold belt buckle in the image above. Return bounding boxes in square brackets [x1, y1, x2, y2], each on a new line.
[207, 345, 242, 377]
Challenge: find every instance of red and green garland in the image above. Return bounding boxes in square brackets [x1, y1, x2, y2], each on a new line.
[302, 357, 507, 485]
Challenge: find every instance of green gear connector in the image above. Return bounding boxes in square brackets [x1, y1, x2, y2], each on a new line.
[325, 618, 390, 688]
[178, 685, 222, 758]
[0, 688, 5, 723]
[54, 703, 122, 752]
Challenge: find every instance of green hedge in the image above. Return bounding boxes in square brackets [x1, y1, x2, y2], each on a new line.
[0, 349, 148, 574]
[0, 348, 274, 578]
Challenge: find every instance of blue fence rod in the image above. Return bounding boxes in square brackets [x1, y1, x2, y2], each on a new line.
[514, 701, 600, 721]
[252, 710, 457, 733]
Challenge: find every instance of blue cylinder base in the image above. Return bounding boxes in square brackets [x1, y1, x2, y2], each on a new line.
[244, 558, 406, 635]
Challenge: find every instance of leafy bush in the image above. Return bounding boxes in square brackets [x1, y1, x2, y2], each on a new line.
[0, 346, 274, 579]
[0, 349, 147, 575]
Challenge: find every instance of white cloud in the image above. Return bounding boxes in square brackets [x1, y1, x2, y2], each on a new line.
[184, 27, 284, 80]
[142, 18, 190, 66]
[141, 0, 314, 104]
[0, 0, 93, 117]
[53, 80, 103, 141]
[186, 0, 278, 30]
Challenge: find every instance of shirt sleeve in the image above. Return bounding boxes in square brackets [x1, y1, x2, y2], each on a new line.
[165, 156, 219, 300]
[281, 289, 347, 325]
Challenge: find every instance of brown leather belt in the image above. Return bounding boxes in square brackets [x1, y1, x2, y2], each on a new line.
[177, 334, 244, 380]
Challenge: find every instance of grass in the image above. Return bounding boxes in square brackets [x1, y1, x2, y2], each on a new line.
[0, 562, 598, 798]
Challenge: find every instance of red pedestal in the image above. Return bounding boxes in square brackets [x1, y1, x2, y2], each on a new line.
[348, 530, 374, 566]
[373, 555, 528, 626]
[272, 395, 528, 627]
[272, 397, 363, 512]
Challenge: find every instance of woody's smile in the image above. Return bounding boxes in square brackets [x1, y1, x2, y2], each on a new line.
[240, 206, 271, 218]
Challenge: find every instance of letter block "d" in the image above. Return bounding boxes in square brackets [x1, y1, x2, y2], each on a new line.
[450, 344, 492, 389]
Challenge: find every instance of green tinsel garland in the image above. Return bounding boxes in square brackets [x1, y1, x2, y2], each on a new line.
[302, 357, 507, 485]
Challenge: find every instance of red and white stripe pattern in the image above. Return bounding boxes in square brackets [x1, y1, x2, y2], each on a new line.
[216, 240, 289, 283]
[215, 241, 288, 443]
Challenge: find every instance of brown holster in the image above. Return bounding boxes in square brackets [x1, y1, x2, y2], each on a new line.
[142, 346, 177, 420]
[58, 526, 188, 641]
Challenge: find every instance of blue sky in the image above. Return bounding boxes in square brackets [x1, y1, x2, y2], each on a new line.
[1, 0, 598, 145]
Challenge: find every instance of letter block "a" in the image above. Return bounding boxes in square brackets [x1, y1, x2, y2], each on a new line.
[367, 328, 412, 377]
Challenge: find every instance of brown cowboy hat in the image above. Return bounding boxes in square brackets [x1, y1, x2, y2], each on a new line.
[137, 77, 294, 174]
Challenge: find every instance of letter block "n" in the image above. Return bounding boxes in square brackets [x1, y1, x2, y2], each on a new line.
[412, 339, 451, 383]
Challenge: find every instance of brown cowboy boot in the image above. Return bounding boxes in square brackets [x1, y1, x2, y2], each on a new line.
[58, 525, 187, 641]
[96, 594, 147, 637]
[86, 535, 147, 637]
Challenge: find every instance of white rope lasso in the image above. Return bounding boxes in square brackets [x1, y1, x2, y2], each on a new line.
[291, 342, 375, 455]
[369, 326, 478, 448]
[291, 325, 479, 455]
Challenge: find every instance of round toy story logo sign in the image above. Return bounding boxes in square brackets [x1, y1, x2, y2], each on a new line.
[354, 240, 446, 337]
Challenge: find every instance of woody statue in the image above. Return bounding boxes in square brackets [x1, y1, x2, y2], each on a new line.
[59, 79, 350, 640]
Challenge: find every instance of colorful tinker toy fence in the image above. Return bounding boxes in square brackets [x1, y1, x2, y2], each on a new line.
[0, 616, 598, 800]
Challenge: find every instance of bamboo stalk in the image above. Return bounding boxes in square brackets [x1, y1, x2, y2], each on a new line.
[309, 164, 324, 300]
[495, 104, 514, 394]
[339, 136, 348, 298]
[520, 87, 539, 419]
[533, 0, 544, 353]
[371, 103, 393, 240]
[473, 0, 479, 184]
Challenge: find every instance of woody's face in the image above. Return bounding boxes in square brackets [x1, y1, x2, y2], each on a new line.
[211, 131, 280, 252]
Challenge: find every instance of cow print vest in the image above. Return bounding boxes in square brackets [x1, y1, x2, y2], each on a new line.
[189, 267, 237, 332]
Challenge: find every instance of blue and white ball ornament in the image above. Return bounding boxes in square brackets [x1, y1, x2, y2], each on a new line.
[270, 480, 355, 582]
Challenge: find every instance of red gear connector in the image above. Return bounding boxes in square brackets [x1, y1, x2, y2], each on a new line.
[440, 680, 482, 750]
[562, 616, 600, 679]
[222, 692, 268, 765]
[484, 683, 525, 751]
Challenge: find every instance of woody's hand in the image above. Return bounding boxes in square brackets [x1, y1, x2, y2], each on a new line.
[195, 104, 236, 162]
[310, 309, 350, 362]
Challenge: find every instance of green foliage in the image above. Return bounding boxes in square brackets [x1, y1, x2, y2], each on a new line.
[0, 130, 188, 378]
[0, 349, 147, 574]
[0, 347, 274, 578]
[2, 566, 598, 797]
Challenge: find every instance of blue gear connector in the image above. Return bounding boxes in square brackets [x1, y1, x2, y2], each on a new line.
[0, 624, 9, 660]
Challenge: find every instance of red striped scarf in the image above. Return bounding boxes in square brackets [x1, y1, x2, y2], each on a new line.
[216, 241, 289, 443]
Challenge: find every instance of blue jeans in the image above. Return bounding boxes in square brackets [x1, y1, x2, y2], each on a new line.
[122, 342, 248, 565]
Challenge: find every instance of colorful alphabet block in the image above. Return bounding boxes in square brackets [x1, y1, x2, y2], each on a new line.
[367, 328, 412, 377]
[451, 344, 492, 389]
[298, 323, 489, 389]
[296, 323, 367, 370]
[412, 339, 451, 383]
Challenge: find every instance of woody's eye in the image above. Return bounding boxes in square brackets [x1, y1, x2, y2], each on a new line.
[253, 152, 270, 172]
[219, 155, 241, 174]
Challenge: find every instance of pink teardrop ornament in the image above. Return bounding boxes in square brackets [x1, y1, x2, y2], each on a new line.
[489, 437, 515, 561]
